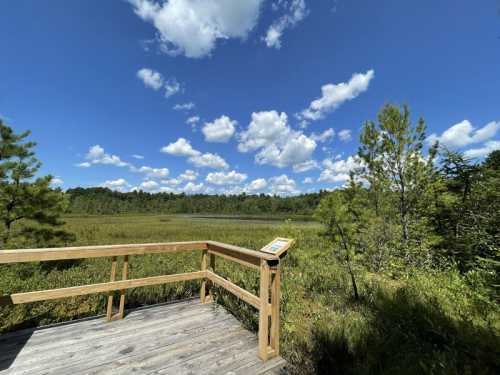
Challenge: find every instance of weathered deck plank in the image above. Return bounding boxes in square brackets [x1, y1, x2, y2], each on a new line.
[0, 299, 287, 375]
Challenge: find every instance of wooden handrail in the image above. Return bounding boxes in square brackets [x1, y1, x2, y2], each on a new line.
[0, 241, 208, 263]
[0, 241, 279, 264]
[0, 240, 281, 361]
[206, 241, 279, 262]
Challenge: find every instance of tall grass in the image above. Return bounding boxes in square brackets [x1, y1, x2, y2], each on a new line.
[0, 215, 498, 374]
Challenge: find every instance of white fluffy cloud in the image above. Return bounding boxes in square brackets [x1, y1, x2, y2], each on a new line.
[137, 166, 169, 178]
[222, 177, 268, 194]
[158, 186, 177, 193]
[318, 170, 350, 183]
[145, 178, 207, 194]
[238, 111, 289, 152]
[189, 153, 229, 169]
[319, 155, 360, 183]
[83, 145, 130, 167]
[183, 182, 204, 194]
[78, 145, 172, 182]
[238, 110, 317, 169]
[246, 178, 267, 191]
[264, 27, 282, 49]
[161, 178, 182, 186]
[311, 128, 335, 143]
[130, 0, 264, 58]
[269, 174, 299, 195]
[161, 169, 198, 186]
[302, 177, 314, 184]
[206, 170, 247, 185]
[322, 156, 359, 174]
[140, 180, 159, 191]
[100, 178, 131, 192]
[179, 169, 198, 181]
[159, 170, 198, 186]
[464, 140, 500, 159]
[293, 160, 318, 173]
[186, 116, 200, 125]
[161, 138, 200, 157]
[299, 70, 374, 122]
[202, 115, 237, 143]
[338, 129, 352, 142]
[137, 68, 163, 90]
[164, 78, 181, 98]
[137, 68, 181, 98]
[86, 145, 105, 159]
[173, 102, 195, 111]
[264, 0, 308, 49]
[427, 120, 499, 148]
[159, 181, 208, 194]
[255, 133, 316, 169]
[161, 138, 229, 169]
[102, 178, 128, 187]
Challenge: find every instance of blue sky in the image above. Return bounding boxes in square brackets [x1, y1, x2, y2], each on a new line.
[1, 0, 499, 195]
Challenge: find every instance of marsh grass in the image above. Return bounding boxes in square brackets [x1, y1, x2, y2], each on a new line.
[0, 215, 498, 374]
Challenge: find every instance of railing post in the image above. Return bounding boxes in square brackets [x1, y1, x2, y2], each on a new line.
[207, 253, 215, 302]
[117, 255, 129, 319]
[270, 264, 281, 357]
[106, 256, 117, 321]
[200, 249, 213, 304]
[107, 255, 128, 321]
[258, 259, 270, 360]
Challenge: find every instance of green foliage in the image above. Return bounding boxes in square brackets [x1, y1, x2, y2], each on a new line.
[314, 185, 369, 299]
[432, 148, 500, 295]
[0, 119, 73, 248]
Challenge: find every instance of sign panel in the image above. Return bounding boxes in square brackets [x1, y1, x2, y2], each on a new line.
[260, 237, 295, 257]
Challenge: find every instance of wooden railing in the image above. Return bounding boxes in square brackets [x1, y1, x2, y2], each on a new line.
[0, 241, 281, 361]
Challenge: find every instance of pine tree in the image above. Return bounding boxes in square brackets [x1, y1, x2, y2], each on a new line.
[0, 119, 72, 248]
[436, 149, 500, 273]
[314, 186, 366, 300]
[358, 104, 439, 244]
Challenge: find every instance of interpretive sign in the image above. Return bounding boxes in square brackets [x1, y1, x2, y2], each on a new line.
[259, 237, 295, 258]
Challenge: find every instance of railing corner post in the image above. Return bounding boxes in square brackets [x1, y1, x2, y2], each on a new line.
[270, 262, 281, 357]
[258, 259, 271, 361]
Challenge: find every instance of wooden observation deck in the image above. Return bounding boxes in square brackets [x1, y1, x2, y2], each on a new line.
[0, 241, 288, 374]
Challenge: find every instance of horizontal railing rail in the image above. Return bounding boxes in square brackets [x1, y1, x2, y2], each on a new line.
[0, 241, 278, 264]
[0, 240, 281, 361]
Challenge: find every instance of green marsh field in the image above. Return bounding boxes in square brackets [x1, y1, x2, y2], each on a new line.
[1, 215, 499, 374]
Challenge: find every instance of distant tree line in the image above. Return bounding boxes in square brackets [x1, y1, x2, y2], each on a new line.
[65, 188, 328, 217]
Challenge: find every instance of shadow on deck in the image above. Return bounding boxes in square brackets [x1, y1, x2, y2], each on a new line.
[0, 299, 287, 375]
